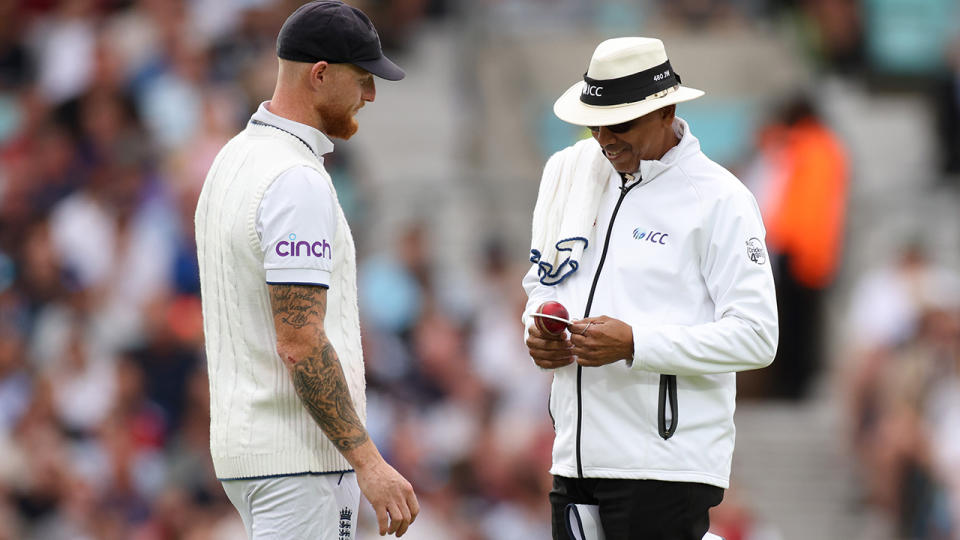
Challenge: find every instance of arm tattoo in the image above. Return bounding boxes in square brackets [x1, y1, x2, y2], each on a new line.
[268, 285, 324, 330]
[289, 337, 369, 452]
[269, 284, 369, 452]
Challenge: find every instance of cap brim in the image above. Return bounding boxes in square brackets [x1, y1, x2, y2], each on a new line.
[553, 81, 705, 126]
[354, 55, 405, 81]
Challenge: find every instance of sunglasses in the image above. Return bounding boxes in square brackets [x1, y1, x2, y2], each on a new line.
[588, 118, 637, 134]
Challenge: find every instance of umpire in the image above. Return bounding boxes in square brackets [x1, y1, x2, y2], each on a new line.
[523, 37, 779, 539]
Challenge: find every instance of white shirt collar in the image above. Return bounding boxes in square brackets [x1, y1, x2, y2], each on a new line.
[250, 101, 335, 158]
[638, 117, 700, 183]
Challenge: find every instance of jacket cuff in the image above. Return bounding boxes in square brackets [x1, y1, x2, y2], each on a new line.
[629, 324, 652, 370]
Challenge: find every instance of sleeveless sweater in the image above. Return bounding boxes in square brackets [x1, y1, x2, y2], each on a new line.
[195, 121, 365, 479]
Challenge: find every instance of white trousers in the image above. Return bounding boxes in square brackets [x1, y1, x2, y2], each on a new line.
[222, 472, 360, 540]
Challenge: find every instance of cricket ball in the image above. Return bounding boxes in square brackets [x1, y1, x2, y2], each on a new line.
[535, 301, 570, 336]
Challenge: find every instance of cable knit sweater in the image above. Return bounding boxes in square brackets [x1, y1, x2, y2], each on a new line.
[195, 121, 365, 479]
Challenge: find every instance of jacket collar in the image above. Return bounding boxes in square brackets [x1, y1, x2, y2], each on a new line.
[636, 117, 700, 184]
[250, 101, 335, 158]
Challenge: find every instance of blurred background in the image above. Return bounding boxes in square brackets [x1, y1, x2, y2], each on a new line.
[0, 0, 958, 538]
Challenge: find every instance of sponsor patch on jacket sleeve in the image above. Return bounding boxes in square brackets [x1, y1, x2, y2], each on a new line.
[745, 237, 767, 265]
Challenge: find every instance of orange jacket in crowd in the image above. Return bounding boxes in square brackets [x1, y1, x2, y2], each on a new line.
[759, 119, 849, 289]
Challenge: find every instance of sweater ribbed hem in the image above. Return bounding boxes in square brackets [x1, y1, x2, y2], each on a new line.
[549, 464, 729, 489]
[213, 450, 353, 480]
[218, 469, 354, 481]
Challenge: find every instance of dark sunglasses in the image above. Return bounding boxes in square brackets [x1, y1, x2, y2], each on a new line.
[588, 118, 637, 134]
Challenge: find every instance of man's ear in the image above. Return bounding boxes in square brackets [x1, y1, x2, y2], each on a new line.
[309, 61, 329, 89]
[661, 104, 676, 122]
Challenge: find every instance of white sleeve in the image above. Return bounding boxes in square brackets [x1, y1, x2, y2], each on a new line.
[630, 189, 779, 375]
[521, 262, 563, 370]
[521, 263, 559, 331]
[257, 165, 337, 287]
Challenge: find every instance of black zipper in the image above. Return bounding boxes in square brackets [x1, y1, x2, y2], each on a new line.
[576, 173, 640, 478]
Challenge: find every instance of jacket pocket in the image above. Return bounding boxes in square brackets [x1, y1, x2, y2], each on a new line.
[657, 374, 678, 439]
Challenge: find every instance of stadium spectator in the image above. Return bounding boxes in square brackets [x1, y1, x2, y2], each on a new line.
[844, 243, 960, 537]
[745, 94, 849, 399]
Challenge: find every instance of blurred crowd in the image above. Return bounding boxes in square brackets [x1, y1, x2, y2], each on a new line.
[842, 244, 960, 539]
[0, 0, 958, 539]
[0, 0, 552, 538]
[0, 0, 287, 537]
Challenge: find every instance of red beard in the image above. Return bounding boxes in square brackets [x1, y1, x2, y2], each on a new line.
[318, 101, 359, 140]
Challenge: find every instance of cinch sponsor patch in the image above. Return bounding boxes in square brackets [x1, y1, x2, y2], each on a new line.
[275, 233, 332, 259]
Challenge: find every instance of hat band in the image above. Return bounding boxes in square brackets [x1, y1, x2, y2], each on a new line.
[580, 60, 681, 106]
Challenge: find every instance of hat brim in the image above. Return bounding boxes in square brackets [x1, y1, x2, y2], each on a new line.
[353, 55, 405, 81]
[553, 81, 704, 126]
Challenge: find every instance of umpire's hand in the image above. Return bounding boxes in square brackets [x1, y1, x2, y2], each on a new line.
[568, 316, 634, 367]
[526, 323, 575, 369]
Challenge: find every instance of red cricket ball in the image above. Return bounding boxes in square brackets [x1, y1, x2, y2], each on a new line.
[535, 301, 570, 335]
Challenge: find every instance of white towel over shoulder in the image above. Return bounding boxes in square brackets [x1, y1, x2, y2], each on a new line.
[530, 137, 613, 286]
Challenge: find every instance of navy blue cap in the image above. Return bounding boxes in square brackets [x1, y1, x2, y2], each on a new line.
[276, 1, 404, 81]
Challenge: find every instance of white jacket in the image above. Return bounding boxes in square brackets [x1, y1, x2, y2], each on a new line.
[523, 119, 778, 488]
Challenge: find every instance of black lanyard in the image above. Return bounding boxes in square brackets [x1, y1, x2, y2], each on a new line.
[250, 119, 317, 158]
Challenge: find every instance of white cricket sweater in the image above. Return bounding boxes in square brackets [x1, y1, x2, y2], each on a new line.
[195, 119, 365, 479]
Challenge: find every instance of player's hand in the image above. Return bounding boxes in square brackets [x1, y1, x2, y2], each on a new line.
[356, 458, 419, 536]
[568, 316, 634, 367]
[526, 322, 575, 369]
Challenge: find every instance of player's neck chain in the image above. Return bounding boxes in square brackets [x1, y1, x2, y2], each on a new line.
[250, 119, 317, 158]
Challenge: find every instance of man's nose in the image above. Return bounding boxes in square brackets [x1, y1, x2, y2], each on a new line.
[362, 79, 376, 102]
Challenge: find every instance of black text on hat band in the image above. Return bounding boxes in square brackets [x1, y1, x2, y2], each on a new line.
[580, 60, 681, 106]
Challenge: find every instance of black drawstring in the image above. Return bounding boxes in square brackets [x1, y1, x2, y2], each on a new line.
[658, 374, 678, 439]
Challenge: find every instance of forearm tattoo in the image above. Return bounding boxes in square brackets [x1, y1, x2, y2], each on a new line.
[269, 284, 369, 452]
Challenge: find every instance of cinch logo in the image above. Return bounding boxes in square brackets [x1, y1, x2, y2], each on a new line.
[276, 233, 332, 258]
[633, 228, 669, 245]
[582, 84, 603, 97]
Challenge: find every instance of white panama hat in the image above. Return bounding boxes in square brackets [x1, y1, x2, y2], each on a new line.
[553, 37, 704, 127]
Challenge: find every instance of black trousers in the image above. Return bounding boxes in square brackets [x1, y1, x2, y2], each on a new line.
[550, 476, 724, 540]
[771, 253, 824, 400]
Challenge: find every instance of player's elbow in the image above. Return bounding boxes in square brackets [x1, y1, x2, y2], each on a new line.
[276, 339, 311, 370]
[274, 323, 326, 370]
